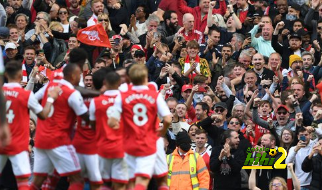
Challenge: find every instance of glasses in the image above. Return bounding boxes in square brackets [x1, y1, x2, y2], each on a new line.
[215, 108, 225, 113]
[318, 26, 322, 30]
[35, 17, 44, 20]
[271, 183, 282, 187]
[136, 9, 143, 12]
[277, 111, 287, 115]
[98, 19, 109, 22]
[59, 11, 68, 15]
[229, 121, 240, 125]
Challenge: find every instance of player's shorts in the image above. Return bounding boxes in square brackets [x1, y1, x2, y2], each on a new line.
[0, 151, 31, 178]
[77, 153, 103, 184]
[125, 153, 157, 181]
[153, 137, 168, 178]
[99, 156, 128, 184]
[33, 145, 81, 176]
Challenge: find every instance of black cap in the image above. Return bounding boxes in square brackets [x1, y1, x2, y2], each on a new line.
[214, 102, 227, 109]
[0, 27, 9, 38]
[134, 50, 145, 57]
[289, 32, 301, 40]
[297, 28, 309, 36]
[253, 10, 263, 17]
[101, 48, 111, 58]
[290, 3, 301, 12]
[176, 131, 191, 146]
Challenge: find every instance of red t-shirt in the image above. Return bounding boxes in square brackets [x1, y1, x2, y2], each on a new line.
[1, 83, 42, 155]
[158, 0, 184, 26]
[35, 80, 88, 149]
[72, 97, 97, 155]
[90, 90, 124, 159]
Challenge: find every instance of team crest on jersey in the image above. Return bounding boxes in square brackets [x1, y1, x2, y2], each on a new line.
[81, 31, 101, 41]
[191, 167, 194, 172]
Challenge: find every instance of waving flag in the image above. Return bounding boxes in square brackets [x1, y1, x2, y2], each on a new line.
[77, 23, 111, 48]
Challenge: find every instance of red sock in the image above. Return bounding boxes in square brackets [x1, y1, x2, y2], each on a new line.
[42, 171, 60, 190]
[68, 182, 84, 190]
[134, 184, 146, 190]
[158, 185, 169, 190]
[29, 183, 40, 190]
[17, 180, 29, 190]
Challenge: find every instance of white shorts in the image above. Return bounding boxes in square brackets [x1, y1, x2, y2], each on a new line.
[99, 156, 128, 184]
[153, 138, 168, 178]
[0, 151, 31, 178]
[33, 145, 81, 176]
[77, 153, 102, 184]
[125, 153, 157, 181]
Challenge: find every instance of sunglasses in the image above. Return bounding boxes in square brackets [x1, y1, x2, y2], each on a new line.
[215, 108, 225, 113]
[229, 121, 240, 125]
[35, 17, 44, 20]
[271, 183, 282, 187]
[59, 11, 68, 15]
[277, 111, 287, 115]
[98, 19, 109, 22]
[318, 26, 322, 30]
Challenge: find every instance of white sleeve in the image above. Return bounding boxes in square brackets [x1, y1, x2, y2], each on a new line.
[34, 83, 48, 101]
[157, 93, 171, 117]
[89, 99, 96, 121]
[28, 92, 43, 114]
[68, 91, 88, 116]
[113, 91, 122, 113]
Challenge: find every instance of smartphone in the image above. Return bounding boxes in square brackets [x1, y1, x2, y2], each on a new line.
[245, 33, 251, 39]
[198, 86, 207, 93]
[38, 49, 44, 56]
[114, 38, 120, 45]
[286, 14, 296, 21]
[300, 135, 306, 142]
[153, 32, 159, 39]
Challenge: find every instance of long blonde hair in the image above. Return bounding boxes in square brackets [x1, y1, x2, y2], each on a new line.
[269, 177, 287, 190]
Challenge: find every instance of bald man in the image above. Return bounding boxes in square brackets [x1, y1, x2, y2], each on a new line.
[177, 13, 203, 43]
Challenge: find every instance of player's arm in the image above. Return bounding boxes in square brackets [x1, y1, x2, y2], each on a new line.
[75, 86, 100, 98]
[68, 91, 89, 122]
[107, 92, 122, 129]
[89, 99, 96, 130]
[157, 93, 172, 136]
[29, 87, 61, 120]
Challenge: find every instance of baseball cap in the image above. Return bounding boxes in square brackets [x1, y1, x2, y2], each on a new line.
[290, 3, 301, 12]
[0, 27, 9, 38]
[276, 104, 289, 113]
[131, 44, 143, 51]
[5, 42, 17, 50]
[181, 84, 192, 92]
[289, 54, 302, 68]
[214, 102, 227, 110]
[289, 32, 301, 40]
[112, 35, 122, 40]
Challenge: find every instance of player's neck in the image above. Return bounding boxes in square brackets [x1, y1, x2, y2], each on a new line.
[8, 79, 21, 84]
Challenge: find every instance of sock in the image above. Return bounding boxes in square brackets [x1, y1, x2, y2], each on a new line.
[29, 183, 40, 190]
[134, 184, 146, 190]
[158, 185, 169, 190]
[17, 180, 29, 190]
[68, 182, 84, 190]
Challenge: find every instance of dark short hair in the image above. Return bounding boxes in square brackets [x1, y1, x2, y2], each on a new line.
[92, 67, 113, 90]
[196, 102, 209, 114]
[5, 60, 21, 78]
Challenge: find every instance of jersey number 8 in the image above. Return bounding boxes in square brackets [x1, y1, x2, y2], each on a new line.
[133, 103, 148, 126]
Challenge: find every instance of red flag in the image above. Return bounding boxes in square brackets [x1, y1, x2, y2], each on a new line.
[77, 24, 111, 48]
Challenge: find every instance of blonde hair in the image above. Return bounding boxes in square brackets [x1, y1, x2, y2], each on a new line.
[269, 177, 287, 190]
[129, 64, 148, 85]
[49, 21, 64, 32]
[98, 13, 112, 32]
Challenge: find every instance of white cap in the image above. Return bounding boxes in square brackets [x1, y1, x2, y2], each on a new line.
[5, 42, 17, 50]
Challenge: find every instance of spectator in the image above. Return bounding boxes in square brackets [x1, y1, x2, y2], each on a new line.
[157, 10, 180, 44]
[6, 0, 31, 25]
[68, 0, 81, 16]
[87, 0, 104, 26]
[177, 13, 203, 44]
[106, 0, 129, 34]
[129, 5, 148, 38]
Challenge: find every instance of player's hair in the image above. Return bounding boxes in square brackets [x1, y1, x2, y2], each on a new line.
[105, 71, 120, 87]
[63, 63, 79, 79]
[92, 67, 113, 90]
[269, 177, 287, 190]
[128, 64, 148, 85]
[5, 61, 22, 79]
[195, 129, 208, 136]
[69, 48, 88, 68]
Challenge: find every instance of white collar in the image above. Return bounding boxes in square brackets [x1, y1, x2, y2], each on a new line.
[3, 82, 22, 88]
[103, 90, 119, 96]
[60, 79, 75, 89]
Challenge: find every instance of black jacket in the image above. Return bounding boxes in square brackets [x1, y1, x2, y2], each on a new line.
[302, 154, 322, 190]
[210, 145, 245, 190]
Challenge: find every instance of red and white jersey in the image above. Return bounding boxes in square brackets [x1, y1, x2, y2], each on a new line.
[35, 79, 88, 149]
[72, 97, 96, 155]
[114, 85, 171, 156]
[2, 83, 43, 155]
[119, 82, 158, 92]
[89, 90, 124, 159]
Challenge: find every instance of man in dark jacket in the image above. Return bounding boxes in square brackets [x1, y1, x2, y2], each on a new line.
[5, 0, 31, 25]
[302, 137, 322, 190]
[210, 129, 245, 190]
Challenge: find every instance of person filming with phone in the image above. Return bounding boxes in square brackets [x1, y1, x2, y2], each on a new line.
[287, 126, 322, 190]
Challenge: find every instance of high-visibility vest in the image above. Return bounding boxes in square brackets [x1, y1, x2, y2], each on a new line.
[167, 152, 200, 190]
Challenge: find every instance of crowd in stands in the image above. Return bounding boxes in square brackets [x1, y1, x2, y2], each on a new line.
[2, 0, 322, 189]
